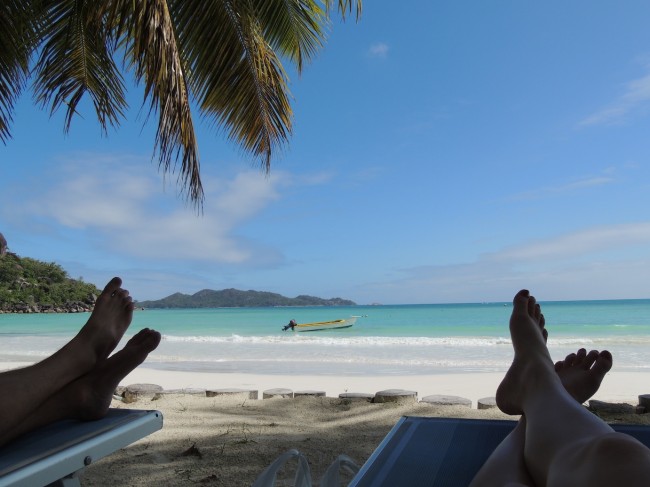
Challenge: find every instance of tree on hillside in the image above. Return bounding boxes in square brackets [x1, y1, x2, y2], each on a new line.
[0, 0, 362, 207]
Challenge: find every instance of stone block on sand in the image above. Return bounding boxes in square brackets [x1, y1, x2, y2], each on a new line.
[638, 394, 650, 411]
[420, 394, 472, 408]
[156, 388, 206, 397]
[206, 388, 258, 400]
[373, 389, 417, 404]
[339, 392, 374, 402]
[263, 388, 294, 399]
[589, 399, 635, 415]
[477, 397, 497, 410]
[294, 390, 326, 397]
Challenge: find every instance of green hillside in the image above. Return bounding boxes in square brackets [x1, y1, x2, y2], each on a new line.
[0, 252, 101, 313]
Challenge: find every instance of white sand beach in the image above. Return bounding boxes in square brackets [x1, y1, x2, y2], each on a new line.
[3, 362, 648, 486]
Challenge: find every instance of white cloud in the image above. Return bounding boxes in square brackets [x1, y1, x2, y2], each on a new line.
[368, 42, 389, 58]
[6, 153, 300, 265]
[580, 72, 650, 126]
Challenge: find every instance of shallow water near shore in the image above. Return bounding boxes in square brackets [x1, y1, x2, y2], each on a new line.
[1, 299, 649, 375]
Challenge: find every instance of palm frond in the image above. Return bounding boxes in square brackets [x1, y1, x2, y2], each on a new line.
[173, 0, 293, 174]
[251, 0, 326, 73]
[111, 0, 203, 205]
[0, 0, 41, 143]
[32, 0, 126, 134]
[326, 0, 362, 21]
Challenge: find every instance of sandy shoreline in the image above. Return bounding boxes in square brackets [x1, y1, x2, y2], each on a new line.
[2, 362, 649, 486]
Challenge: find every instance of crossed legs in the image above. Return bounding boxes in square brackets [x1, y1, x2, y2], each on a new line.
[0, 277, 161, 447]
[471, 290, 650, 486]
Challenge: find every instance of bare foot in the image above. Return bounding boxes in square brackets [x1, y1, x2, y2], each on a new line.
[555, 348, 613, 404]
[74, 277, 135, 367]
[69, 328, 161, 421]
[496, 290, 557, 415]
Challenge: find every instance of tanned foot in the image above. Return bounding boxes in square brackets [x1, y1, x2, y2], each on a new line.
[68, 328, 161, 421]
[496, 290, 557, 415]
[74, 277, 135, 368]
[555, 348, 613, 404]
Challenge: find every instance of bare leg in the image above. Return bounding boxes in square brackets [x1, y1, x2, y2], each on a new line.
[470, 319, 613, 486]
[0, 277, 134, 439]
[0, 328, 161, 446]
[497, 290, 650, 487]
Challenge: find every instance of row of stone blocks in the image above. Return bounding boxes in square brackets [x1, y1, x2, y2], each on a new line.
[118, 385, 650, 413]
[117, 384, 497, 409]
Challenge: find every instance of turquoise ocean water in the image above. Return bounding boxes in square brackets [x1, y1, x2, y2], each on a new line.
[1, 300, 649, 376]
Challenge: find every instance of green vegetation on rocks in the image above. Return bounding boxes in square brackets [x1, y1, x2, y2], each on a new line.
[0, 252, 101, 313]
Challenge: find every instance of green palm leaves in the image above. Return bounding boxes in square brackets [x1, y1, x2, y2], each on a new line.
[0, 0, 361, 206]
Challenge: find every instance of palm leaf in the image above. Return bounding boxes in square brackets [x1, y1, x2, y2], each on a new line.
[250, 0, 326, 73]
[0, 0, 41, 143]
[108, 0, 203, 205]
[32, 0, 126, 134]
[173, 0, 293, 174]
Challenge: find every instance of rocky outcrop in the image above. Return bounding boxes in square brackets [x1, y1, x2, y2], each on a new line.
[0, 300, 95, 314]
[0, 233, 6, 256]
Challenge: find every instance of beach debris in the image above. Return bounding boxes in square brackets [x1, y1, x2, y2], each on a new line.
[373, 389, 418, 404]
[180, 443, 203, 458]
[199, 473, 219, 483]
[121, 383, 163, 403]
[420, 394, 472, 408]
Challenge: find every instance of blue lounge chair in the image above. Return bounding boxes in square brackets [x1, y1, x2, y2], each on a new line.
[0, 409, 163, 487]
[349, 416, 650, 487]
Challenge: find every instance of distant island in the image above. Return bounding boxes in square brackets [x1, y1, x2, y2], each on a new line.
[136, 289, 356, 308]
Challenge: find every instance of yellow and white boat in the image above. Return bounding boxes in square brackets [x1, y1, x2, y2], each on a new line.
[284, 316, 357, 332]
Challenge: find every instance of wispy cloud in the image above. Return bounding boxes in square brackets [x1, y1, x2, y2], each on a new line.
[508, 174, 615, 201]
[368, 42, 389, 58]
[580, 72, 650, 126]
[486, 222, 650, 263]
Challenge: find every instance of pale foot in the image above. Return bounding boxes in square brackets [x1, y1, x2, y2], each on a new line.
[496, 290, 557, 415]
[69, 328, 161, 421]
[73, 277, 135, 368]
[555, 349, 613, 404]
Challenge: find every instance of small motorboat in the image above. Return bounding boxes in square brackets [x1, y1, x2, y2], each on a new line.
[283, 316, 357, 332]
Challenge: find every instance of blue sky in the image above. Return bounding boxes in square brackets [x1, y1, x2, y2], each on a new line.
[3, 1, 650, 304]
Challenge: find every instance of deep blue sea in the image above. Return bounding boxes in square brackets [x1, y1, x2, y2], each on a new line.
[1, 300, 649, 376]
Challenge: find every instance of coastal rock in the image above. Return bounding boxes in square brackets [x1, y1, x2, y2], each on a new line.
[420, 395, 472, 408]
[373, 389, 418, 404]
